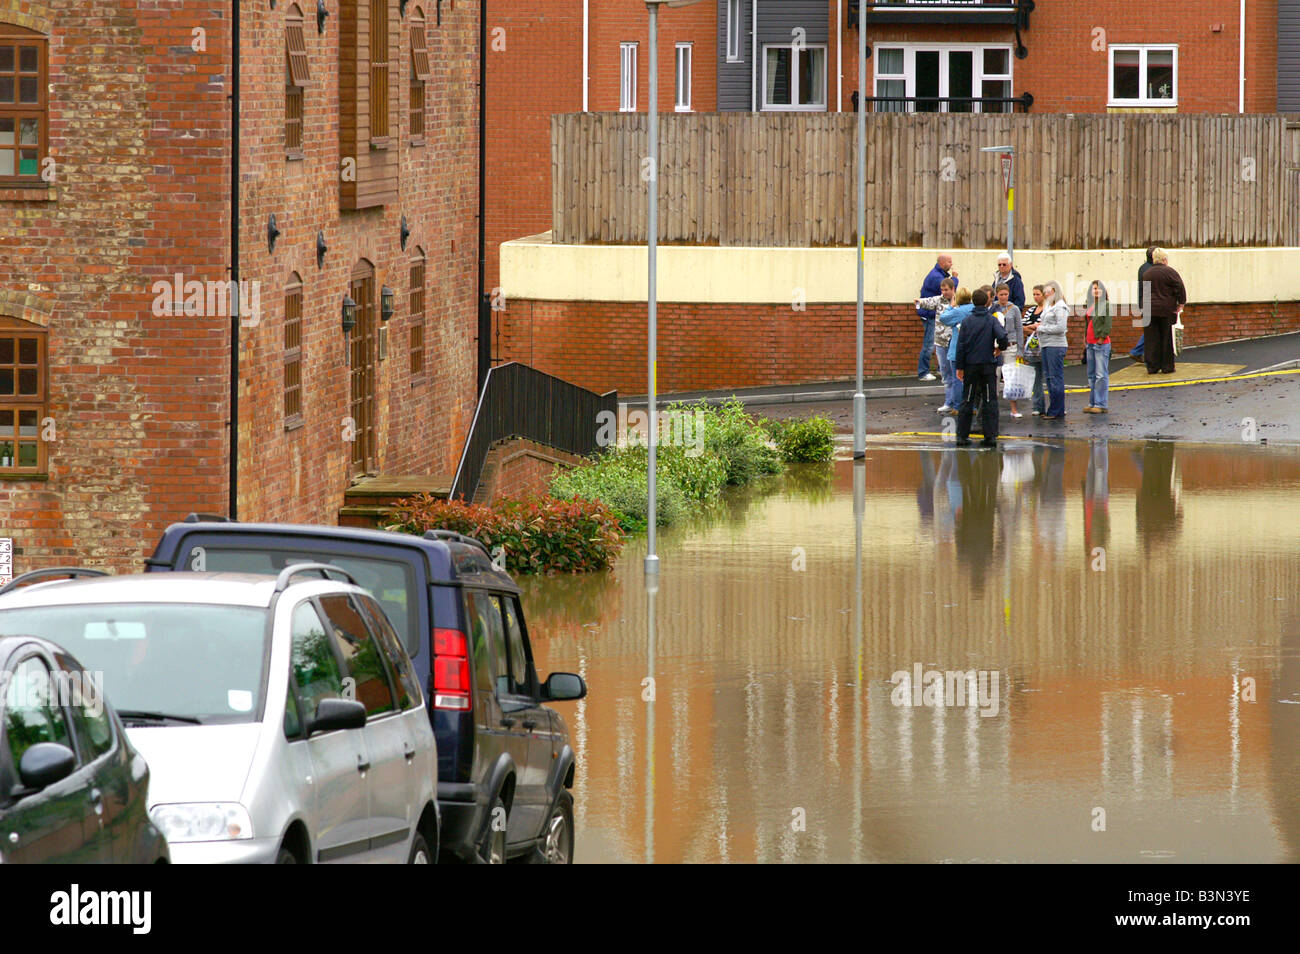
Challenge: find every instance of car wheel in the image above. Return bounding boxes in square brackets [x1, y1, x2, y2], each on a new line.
[408, 832, 431, 864]
[481, 794, 508, 864]
[534, 791, 574, 864]
[276, 846, 299, 864]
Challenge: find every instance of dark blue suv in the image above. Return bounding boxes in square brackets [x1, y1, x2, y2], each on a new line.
[147, 519, 587, 863]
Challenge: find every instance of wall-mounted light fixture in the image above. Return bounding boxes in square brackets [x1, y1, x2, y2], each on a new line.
[400, 215, 411, 251]
[268, 214, 281, 253]
[316, 231, 328, 268]
[317, 0, 329, 34]
[342, 295, 357, 334]
[380, 286, 395, 322]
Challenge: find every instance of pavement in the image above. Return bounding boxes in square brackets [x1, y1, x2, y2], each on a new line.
[625, 332, 1300, 445]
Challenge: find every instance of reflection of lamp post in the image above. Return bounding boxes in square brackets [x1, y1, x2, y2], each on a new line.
[852, 458, 865, 861]
[644, 567, 657, 864]
[644, 0, 701, 579]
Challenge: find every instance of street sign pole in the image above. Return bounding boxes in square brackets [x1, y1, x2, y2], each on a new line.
[982, 145, 1015, 260]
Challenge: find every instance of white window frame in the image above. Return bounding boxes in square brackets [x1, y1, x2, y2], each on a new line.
[726, 0, 742, 63]
[675, 42, 693, 112]
[760, 43, 828, 112]
[620, 42, 638, 112]
[1108, 44, 1178, 108]
[871, 43, 1015, 114]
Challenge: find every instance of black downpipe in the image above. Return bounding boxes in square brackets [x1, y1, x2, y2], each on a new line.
[228, 0, 240, 519]
[476, 0, 490, 392]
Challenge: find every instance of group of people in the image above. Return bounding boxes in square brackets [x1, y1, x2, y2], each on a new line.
[913, 248, 1188, 447]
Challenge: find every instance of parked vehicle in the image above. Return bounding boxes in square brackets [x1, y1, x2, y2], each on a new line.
[0, 567, 439, 864]
[148, 518, 588, 863]
[0, 631, 169, 863]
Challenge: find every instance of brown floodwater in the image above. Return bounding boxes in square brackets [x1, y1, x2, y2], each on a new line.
[520, 438, 1300, 863]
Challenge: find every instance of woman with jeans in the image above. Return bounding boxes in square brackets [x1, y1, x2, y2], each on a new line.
[1027, 281, 1069, 420]
[1083, 280, 1112, 414]
[1021, 285, 1046, 415]
[915, 279, 963, 413]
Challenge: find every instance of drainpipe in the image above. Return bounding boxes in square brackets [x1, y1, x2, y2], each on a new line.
[1238, 0, 1245, 113]
[837, 0, 842, 112]
[751, 0, 758, 111]
[228, 0, 240, 519]
[477, 0, 490, 391]
[583, 0, 589, 112]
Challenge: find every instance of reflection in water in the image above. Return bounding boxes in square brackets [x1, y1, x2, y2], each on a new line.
[521, 442, 1300, 862]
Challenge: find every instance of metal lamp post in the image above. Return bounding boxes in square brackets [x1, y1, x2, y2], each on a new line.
[644, 0, 701, 577]
[853, 1, 866, 460]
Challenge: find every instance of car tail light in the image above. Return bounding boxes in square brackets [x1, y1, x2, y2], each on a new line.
[432, 628, 471, 710]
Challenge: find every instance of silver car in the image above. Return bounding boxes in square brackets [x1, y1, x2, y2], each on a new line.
[0, 567, 439, 864]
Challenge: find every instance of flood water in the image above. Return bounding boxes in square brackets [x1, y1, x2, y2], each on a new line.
[520, 439, 1300, 863]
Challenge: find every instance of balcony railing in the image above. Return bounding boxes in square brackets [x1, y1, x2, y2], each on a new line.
[852, 91, 1034, 113]
[848, 0, 1033, 28]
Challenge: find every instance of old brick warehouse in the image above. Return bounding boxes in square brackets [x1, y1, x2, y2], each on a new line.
[0, 0, 481, 574]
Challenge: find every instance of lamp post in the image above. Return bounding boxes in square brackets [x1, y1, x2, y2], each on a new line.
[980, 145, 1015, 260]
[853, 7, 866, 460]
[644, 0, 701, 578]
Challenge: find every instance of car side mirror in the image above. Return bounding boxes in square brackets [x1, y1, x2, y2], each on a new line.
[542, 672, 586, 702]
[18, 743, 77, 791]
[309, 698, 367, 736]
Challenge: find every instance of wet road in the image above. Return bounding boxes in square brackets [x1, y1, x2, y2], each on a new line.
[523, 439, 1300, 863]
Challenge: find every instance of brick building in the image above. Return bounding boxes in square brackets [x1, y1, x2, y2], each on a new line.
[0, 0, 481, 574]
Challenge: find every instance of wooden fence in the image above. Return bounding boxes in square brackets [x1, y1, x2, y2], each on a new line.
[552, 112, 1300, 249]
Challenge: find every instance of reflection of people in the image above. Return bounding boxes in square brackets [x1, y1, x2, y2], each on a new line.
[1082, 439, 1110, 554]
[1135, 441, 1182, 550]
[1270, 612, 1300, 862]
[917, 449, 935, 525]
[953, 450, 1000, 592]
[1035, 442, 1067, 554]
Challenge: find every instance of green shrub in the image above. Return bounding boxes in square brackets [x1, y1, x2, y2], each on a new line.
[383, 494, 625, 574]
[549, 448, 690, 532]
[691, 399, 781, 485]
[775, 414, 836, 463]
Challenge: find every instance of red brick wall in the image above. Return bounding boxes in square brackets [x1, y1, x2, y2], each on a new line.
[836, 1, 1279, 114]
[0, 0, 480, 575]
[476, 438, 585, 504]
[0, 0, 230, 571]
[238, 0, 480, 525]
[500, 298, 1300, 394]
[484, 1, 718, 297]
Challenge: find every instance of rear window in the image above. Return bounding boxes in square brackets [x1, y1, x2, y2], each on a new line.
[178, 544, 421, 657]
[0, 603, 269, 725]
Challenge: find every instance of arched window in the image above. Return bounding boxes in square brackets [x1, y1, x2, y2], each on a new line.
[285, 5, 311, 159]
[409, 6, 429, 144]
[409, 247, 425, 376]
[284, 273, 304, 428]
[0, 24, 48, 185]
[0, 315, 47, 474]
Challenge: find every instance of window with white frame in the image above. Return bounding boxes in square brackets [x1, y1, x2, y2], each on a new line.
[676, 43, 692, 111]
[872, 44, 1014, 113]
[762, 44, 826, 111]
[726, 0, 742, 62]
[1109, 45, 1176, 106]
[620, 42, 637, 112]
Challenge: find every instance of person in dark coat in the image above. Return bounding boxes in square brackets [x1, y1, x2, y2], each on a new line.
[1143, 248, 1187, 374]
[916, 253, 957, 381]
[1131, 246, 1156, 361]
[993, 253, 1025, 310]
[954, 288, 1009, 448]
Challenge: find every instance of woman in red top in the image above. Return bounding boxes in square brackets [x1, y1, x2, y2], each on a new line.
[1083, 280, 1112, 414]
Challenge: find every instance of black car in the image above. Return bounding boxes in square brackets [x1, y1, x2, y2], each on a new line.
[0, 634, 169, 863]
[147, 518, 587, 864]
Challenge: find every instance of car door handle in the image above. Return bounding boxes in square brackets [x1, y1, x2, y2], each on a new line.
[403, 742, 416, 762]
[500, 716, 517, 728]
[356, 755, 371, 774]
[522, 718, 537, 730]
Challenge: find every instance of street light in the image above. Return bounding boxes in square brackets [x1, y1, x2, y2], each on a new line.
[644, 0, 701, 578]
[980, 145, 1016, 260]
[853, 8, 866, 460]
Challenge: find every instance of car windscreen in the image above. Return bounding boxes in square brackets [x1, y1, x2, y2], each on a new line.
[0, 603, 269, 725]
[179, 545, 420, 658]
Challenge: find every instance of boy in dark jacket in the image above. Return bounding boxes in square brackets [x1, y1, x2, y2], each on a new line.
[955, 288, 1009, 448]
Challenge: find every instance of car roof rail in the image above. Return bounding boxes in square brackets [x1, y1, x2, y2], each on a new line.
[422, 529, 491, 555]
[184, 513, 234, 523]
[273, 562, 358, 593]
[0, 567, 109, 597]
